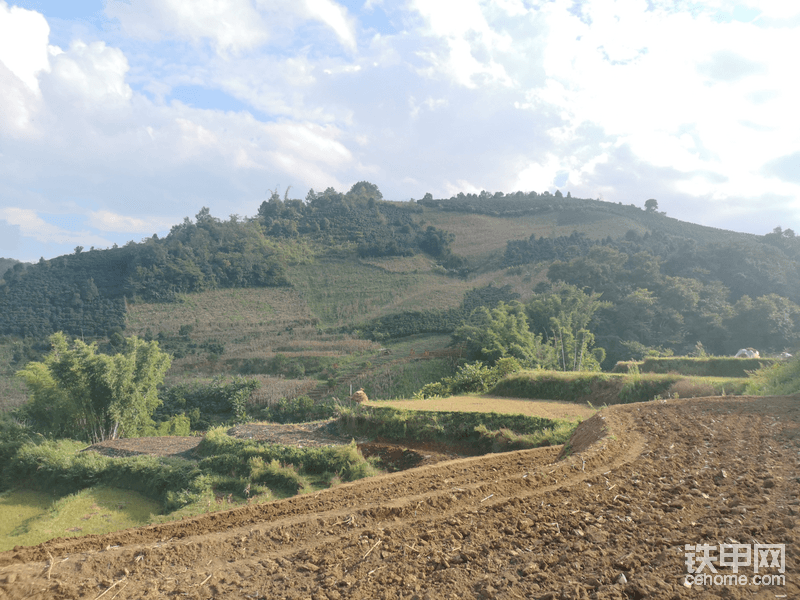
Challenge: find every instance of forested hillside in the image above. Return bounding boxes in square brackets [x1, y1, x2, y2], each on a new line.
[0, 258, 25, 279]
[1, 184, 799, 377]
[0, 183, 457, 339]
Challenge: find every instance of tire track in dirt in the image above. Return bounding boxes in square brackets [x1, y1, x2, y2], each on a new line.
[1, 396, 797, 600]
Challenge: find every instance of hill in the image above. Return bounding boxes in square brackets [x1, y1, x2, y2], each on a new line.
[0, 258, 25, 280]
[2, 185, 799, 404]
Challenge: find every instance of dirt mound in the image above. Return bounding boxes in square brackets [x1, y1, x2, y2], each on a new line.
[2, 396, 798, 600]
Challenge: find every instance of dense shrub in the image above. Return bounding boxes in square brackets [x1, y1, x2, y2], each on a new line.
[360, 284, 520, 340]
[630, 356, 776, 378]
[156, 376, 259, 429]
[414, 358, 522, 399]
[258, 396, 338, 423]
[197, 427, 379, 482]
[491, 370, 747, 404]
[0, 439, 207, 509]
[745, 354, 800, 395]
[335, 405, 570, 453]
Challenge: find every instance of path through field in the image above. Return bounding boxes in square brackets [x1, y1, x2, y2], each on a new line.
[0, 396, 797, 599]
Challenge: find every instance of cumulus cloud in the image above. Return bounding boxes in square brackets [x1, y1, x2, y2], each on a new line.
[106, 0, 270, 53]
[105, 0, 357, 53]
[0, 1, 50, 93]
[1, 0, 799, 261]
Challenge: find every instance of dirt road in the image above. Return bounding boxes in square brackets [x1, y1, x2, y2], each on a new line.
[0, 396, 797, 599]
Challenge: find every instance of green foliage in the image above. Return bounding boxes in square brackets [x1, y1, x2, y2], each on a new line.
[16, 333, 171, 442]
[474, 421, 576, 451]
[0, 212, 290, 338]
[247, 457, 306, 495]
[745, 355, 800, 395]
[258, 396, 338, 424]
[526, 283, 609, 371]
[453, 302, 547, 366]
[156, 376, 259, 429]
[414, 358, 523, 399]
[362, 284, 520, 340]
[492, 370, 747, 403]
[0, 439, 206, 509]
[143, 414, 192, 437]
[197, 427, 378, 483]
[335, 405, 566, 453]
[616, 356, 777, 378]
[258, 184, 455, 262]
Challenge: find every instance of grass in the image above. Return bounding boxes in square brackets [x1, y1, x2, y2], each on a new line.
[492, 370, 748, 404]
[335, 403, 577, 453]
[613, 356, 777, 378]
[420, 208, 647, 259]
[0, 487, 160, 551]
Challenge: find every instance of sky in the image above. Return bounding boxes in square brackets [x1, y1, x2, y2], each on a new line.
[0, 0, 799, 262]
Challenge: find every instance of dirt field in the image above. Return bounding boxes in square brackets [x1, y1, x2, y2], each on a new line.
[0, 396, 797, 599]
[365, 397, 597, 422]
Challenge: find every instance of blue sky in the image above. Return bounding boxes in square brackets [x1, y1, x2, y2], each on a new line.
[1, 0, 799, 261]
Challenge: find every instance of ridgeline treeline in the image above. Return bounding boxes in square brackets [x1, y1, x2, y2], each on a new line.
[0, 182, 457, 339]
[2, 186, 799, 369]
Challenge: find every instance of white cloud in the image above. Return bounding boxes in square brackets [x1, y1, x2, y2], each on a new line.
[0, 208, 109, 246]
[2, 0, 800, 263]
[298, 0, 357, 51]
[106, 0, 270, 53]
[48, 40, 132, 105]
[410, 0, 514, 88]
[87, 210, 174, 233]
[0, 1, 50, 93]
[106, 0, 357, 54]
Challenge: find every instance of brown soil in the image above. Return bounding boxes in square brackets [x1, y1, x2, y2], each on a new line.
[1, 396, 798, 599]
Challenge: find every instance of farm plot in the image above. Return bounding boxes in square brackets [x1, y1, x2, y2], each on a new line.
[1, 395, 797, 600]
[366, 395, 597, 422]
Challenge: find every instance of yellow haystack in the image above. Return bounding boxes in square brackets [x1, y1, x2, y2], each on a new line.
[350, 388, 368, 403]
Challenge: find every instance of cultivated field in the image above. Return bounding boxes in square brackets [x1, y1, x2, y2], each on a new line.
[366, 396, 596, 422]
[2, 395, 797, 599]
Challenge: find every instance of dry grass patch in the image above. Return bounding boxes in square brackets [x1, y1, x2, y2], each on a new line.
[126, 288, 316, 340]
[365, 395, 596, 422]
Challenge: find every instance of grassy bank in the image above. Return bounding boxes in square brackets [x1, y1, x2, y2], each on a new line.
[366, 396, 596, 422]
[0, 487, 160, 551]
[336, 404, 577, 453]
[492, 370, 748, 404]
[612, 356, 776, 377]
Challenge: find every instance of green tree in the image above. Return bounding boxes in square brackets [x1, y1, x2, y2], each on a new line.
[17, 332, 171, 442]
[453, 301, 550, 366]
[526, 283, 609, 371]
[645, 199, 658, 212]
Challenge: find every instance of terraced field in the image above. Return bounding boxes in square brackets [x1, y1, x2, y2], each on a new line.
[1, 395, 796, 599]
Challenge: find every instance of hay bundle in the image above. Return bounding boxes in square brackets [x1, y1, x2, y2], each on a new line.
[350, 388, 368, 403]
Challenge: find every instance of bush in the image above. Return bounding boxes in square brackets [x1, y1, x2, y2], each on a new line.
[491, 370, 748, 404]
[197, 428, 378, 483]
[248, 457, 306, 495]
[1, 439, 207, 508]
[413, 358, 523, 399]
[156, 376, 259, 429]
[259, 396, 338, 423]
[334, 405, 566, 453]
[746, 355, 800, 395]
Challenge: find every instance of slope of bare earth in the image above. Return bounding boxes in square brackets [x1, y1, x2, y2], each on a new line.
[0, 396, 797, 599]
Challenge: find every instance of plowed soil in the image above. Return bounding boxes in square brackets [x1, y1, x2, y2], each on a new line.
[1, 396, 798, 599]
